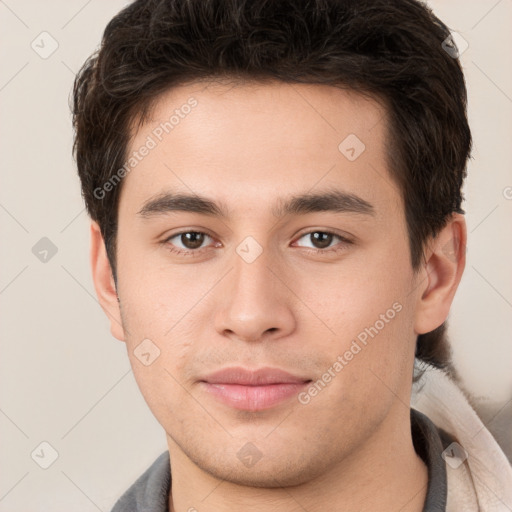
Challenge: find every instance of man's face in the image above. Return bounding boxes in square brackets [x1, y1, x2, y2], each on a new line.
[114, 81, 424, 486]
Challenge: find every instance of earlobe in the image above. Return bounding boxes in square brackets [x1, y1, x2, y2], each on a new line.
[89, 221, 126, 342]
[414, 214, 467, 335]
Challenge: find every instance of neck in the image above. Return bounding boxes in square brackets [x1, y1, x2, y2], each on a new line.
[167, 403, 428, 512]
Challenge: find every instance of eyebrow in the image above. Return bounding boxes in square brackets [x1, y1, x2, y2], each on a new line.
[137, 189, 375, 219]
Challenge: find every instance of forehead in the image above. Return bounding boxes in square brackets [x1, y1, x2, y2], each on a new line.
[121, 80, 399, 218]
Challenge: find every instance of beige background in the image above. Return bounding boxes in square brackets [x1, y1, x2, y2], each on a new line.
[0, 0, 511, 510]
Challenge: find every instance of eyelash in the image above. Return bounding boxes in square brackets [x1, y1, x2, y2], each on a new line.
[162, 229, 353, 257]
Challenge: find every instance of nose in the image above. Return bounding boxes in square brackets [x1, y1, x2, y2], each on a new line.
[213, 242, 296, 343]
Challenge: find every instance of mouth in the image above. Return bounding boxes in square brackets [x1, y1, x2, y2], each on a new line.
[199, 367, 312, 411]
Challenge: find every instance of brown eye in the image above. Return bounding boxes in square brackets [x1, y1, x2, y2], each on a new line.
[179, 232, 206, 249]
[294, 230, 353, 254]
[296, 231, 337, 250]
[309, 231, 334, 249]
[165, 231, 214, 254]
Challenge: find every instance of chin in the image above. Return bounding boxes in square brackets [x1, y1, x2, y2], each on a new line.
[187, 449, 330, 489]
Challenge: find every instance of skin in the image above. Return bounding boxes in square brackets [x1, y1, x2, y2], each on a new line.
[90, 80, 466, 511]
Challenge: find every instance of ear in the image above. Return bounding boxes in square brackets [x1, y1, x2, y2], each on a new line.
[414, 213, 467, 335]
[90, 221, 126, 342]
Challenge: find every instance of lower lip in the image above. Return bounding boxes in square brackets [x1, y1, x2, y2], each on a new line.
[200, 382, 309, 411]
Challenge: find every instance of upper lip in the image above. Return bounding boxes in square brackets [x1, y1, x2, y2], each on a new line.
[200, 367, 311, 386]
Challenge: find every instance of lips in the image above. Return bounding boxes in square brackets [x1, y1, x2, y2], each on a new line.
[199, 367, 311, 411]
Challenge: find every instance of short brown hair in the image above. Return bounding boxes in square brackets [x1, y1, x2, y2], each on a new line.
[72, 0, 472, 375]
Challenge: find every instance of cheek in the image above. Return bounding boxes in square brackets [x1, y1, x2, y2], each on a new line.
[300, 246, 415, 388]
[124, 332, 195, 425]
[302, 253, 410, 338]
[116, 242, 197, 337]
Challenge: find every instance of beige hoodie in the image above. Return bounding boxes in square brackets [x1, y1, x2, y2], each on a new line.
[411, 360, 512, 511]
